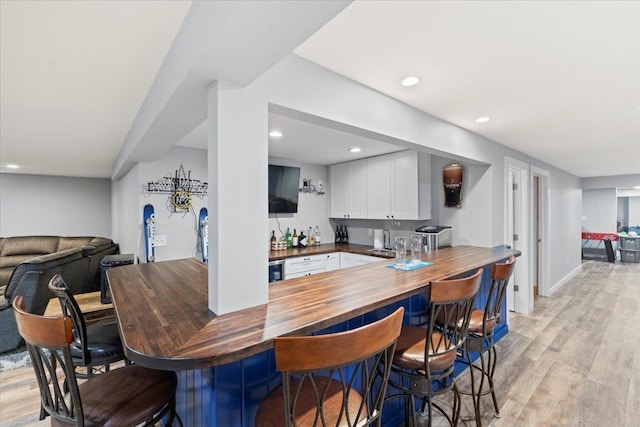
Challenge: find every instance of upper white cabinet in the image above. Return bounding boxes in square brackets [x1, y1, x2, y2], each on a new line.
[367, 150, 432, 220]
[367, 155, 392, 219]
[329, 159, 368, 219]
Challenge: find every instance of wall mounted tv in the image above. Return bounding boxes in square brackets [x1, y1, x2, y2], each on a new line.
[268, 164, 301, 214]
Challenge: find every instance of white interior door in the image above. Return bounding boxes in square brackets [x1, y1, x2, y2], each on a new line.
[506, 169, 515, 312]
[505, 157, 531, 314]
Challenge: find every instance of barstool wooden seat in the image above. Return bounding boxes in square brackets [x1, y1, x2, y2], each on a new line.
[387, 269, 482, 427]
[460, 255, 515, 426]
[12, 295, 181, 427]
[255, 307, 404, 427]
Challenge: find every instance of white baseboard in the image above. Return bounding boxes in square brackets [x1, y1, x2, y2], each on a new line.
[547, 264, 583, 296]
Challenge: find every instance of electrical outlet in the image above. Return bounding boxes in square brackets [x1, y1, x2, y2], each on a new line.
[154, 235, 167, 247]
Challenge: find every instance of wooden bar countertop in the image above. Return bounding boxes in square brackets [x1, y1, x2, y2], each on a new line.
[107, 245, 518, 370]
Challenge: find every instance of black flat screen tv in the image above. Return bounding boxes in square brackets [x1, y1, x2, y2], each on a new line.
[268, 165, 300, 214]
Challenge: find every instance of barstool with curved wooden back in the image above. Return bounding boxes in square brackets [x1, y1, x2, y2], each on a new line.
[13, 295, 181, 427]
[255, 307, 404, 427]
[387, 268, 483, 427]
[461, 255, 515, 426]
[48, 274, 127, 378]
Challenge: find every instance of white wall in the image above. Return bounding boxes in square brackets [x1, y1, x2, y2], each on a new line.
[549, 172, 583, 287]
[112, 163, 141, 257]
[629, 197, 640, 227]
[268, 157, 331, 246]
[0, 173, 111, 238]
[581, 174, 640, 190]
[431, 155, 492, 247]
[582, 188, 617, 233]
[112, 147, 208, 262]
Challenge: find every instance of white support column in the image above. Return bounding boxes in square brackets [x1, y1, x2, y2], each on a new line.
[207, 81, 268, 315]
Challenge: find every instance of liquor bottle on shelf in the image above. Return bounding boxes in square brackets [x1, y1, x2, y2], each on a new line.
[343, 225, 349, 244]
[285, 228, 292, 249]
[298, 230, 306, 248]
[270, 230, 277, 251]
[335, 225, 340, 244]
[308, 226, 315, 246]
[314, 225, 321, 245]
[292, 229, 298, 247]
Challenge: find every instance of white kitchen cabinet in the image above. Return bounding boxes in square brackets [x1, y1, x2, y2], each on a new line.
[325, 252, 340, 271]
[285, 269, 326, 280]
[329, 159, 368, 218]
[284, 254, 326, 280]
[339, 252, 355, 269]
[366, 155, 392, 219]
[366, 150, 432, 220]
[353, 254, 384, 266]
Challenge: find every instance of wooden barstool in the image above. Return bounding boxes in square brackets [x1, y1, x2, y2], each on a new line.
[387, 269, 483, 427]
[48, 274, 128, 378]
[13, 295, 182, 426]
[460, 255, 515, 426]
[255, 307, 404, 427]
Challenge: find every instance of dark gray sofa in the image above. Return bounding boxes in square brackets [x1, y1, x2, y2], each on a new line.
[0, 236, 118, 354]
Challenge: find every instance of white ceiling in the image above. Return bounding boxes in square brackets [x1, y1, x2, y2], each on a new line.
[0, 0, 191, 177]
[1, 1, 639, 178]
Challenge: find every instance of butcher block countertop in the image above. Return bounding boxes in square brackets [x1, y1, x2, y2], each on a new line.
[268, 243, 395, 261]
[107, 245, 518, 370]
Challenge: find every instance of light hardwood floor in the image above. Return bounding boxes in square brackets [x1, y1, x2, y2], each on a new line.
[1, 260, 638, 427]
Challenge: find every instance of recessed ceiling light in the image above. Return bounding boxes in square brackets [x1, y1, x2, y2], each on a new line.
[5, 164, 20, 169]
[349, 147, 362, 153]
[269, 130, 283, 138]
[401, 76, 421, 87]
[475, 116, 490, 123]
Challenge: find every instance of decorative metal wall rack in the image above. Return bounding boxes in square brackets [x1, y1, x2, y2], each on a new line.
[146, 165, 208, 212]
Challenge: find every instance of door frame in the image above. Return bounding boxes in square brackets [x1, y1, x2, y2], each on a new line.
[530, 166, 550, 297]
[504, 157, 531, 314]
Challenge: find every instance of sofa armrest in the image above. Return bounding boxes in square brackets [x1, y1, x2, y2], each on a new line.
[4, 248, 85, 301]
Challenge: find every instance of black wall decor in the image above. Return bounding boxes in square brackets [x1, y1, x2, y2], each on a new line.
[443, 163, 463, 208]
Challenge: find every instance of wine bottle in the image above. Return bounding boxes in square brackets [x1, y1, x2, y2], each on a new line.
[315, 225, 321, 245]
[292, 229, 298, 247]
[270, 230, 277, 251]
[344, 225, 349, 244]
[335, 225, 340, 244]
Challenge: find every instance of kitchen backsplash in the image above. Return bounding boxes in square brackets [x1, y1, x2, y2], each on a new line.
[328, 219, 436, 247]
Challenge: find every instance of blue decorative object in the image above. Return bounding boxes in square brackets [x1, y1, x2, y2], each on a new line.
[386, 261, 433, 271]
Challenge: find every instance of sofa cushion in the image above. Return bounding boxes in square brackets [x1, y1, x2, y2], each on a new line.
[57, 236, 95, 251]
[88, 237, 114, 252]
[0, 254, 39, 269]
[0, 236, 59, 257]
[0, 268, 12, 289]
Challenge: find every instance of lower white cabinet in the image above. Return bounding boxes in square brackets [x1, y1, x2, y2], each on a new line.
[326, 252, 340, 271]
[340, 252, 355, 269]
[353, 254, 383, 266]
[282, 251, 386, 280]
[284, 252, 341, 279]
[284, 255, 326, 280]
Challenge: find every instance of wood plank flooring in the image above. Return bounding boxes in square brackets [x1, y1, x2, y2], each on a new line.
[1, 260, 638, 427]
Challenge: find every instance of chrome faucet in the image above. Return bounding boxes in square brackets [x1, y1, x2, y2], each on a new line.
[383, 229, 391, 250]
